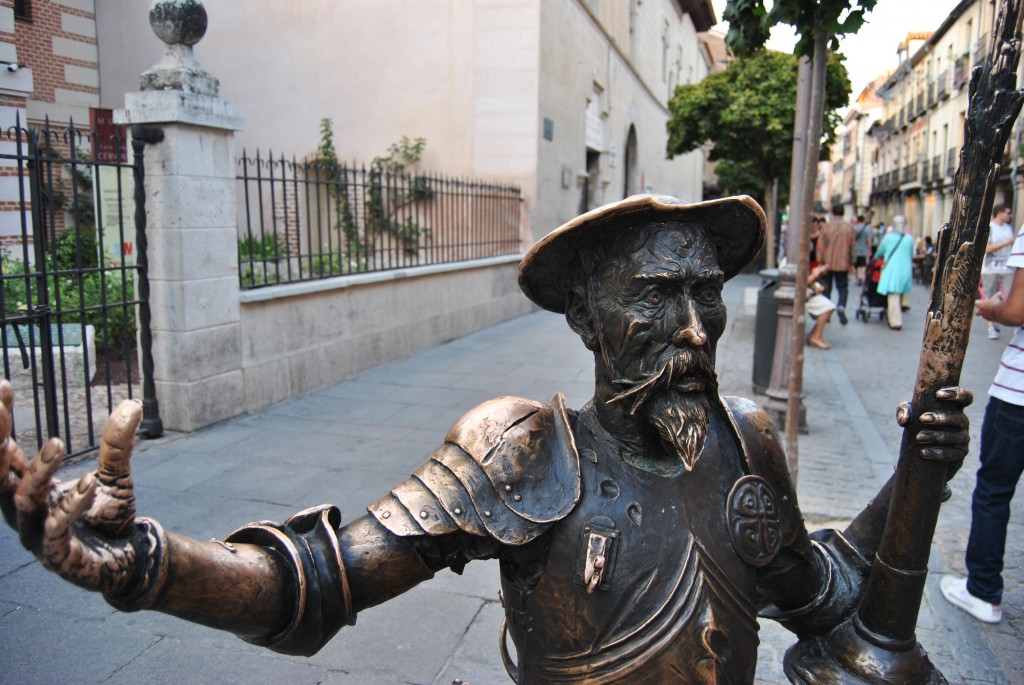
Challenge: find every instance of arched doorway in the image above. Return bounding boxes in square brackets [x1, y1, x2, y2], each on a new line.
[624, 125, 639, 198]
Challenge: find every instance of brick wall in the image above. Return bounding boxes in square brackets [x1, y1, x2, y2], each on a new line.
[15, 0, 98, 122]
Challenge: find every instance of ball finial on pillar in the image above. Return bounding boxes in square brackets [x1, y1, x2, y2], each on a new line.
[141, 0, 219, 96]
[149, 0, 208, 47]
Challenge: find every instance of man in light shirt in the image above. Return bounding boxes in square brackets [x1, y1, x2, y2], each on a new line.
[981, 203, 1016, 339]
[942, 221, 1024, 623]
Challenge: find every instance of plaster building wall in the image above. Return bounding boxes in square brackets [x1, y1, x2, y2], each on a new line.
[98, 0, 709, 245]
[534, 0, 706, 239]
[83, 0, 713, 427]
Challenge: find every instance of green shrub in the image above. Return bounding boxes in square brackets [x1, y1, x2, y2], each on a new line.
[239, 233, 287, 261]
[1, 250, 136, 356]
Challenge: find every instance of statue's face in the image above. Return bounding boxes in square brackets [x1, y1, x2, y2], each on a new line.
[587, 224, 726, 387]
[582, 223, 726, 468]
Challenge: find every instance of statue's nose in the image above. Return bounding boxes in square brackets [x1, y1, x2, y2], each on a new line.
[672, 298, 707, 347]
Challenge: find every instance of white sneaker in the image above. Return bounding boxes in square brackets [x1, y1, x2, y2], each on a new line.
[940, 575, 1002, 623]
[988, 328, 999, 340]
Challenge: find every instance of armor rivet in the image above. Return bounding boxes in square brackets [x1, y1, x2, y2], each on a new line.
[513, 494, 522, 502]
[381, 511, 391, 519]
[484, 510, 492, 517]
[454, 507, 462, 515]
[505, 484, 513, 492]
[419, 510, 428, 519]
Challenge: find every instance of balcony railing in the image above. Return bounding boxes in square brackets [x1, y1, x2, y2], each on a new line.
[927, 84, 935, 108]
[976, 34, 988, 63]
[915, 93, 924, 114]
[953, 55, 969, 89]
[947, 148, 957, 176]
[937, 70, 949, 99]
[931, 156, 941, 181]
[901, 164, 919, 184]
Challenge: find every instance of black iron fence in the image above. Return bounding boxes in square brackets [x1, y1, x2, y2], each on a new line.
[0, 116, 144, 459]
[236, 150, 523, 288]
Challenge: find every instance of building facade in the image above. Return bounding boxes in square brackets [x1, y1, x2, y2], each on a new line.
[867, 0, 1012, 239]
[820, 77, 885, 220]
[0, 0, 100, 248]
[96, 0, 714, 244]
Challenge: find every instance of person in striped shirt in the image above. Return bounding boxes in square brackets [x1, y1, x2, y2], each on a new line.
[941, 222, 1024, 624]
[817, 206, 856, 325]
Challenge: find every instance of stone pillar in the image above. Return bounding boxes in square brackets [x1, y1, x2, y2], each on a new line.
[115, 0, 244, 432]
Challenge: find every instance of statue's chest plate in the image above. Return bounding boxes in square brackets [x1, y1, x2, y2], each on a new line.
[501, 415, 768, 684]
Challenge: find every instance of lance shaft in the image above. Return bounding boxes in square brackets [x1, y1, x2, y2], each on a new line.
[786, 1, 1024, 681]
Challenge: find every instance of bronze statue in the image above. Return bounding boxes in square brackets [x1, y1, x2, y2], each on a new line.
[0, 195, 971, 684]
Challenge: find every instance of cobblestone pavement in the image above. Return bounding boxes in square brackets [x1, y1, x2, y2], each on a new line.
[0, 273, 1020, 684]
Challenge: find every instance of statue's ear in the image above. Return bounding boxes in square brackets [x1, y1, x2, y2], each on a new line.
[565, 287, 599, 351]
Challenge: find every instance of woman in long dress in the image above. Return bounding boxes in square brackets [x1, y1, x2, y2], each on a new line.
[874, 215, 914, 329]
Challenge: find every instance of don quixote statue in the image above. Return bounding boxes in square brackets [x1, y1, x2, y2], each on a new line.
[4, 0, 1024, 681]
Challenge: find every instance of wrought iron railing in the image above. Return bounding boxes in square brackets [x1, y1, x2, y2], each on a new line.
[0, 116, 145, 459]
[236, 151, 523, 289]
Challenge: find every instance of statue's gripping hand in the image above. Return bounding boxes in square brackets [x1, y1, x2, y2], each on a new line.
[896, 385, 972, 479]
[0, 380, 149, 595]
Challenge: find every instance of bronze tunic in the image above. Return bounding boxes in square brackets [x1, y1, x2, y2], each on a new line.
[500, 409, 763, 684]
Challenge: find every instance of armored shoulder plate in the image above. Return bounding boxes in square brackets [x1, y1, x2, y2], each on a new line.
[369, 394, 581, 546]
[721, 395, 812, 558]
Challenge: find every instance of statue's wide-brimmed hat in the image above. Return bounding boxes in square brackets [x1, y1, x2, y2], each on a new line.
[518, 194, 766, 313]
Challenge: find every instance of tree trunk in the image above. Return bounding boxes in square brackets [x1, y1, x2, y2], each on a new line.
[785, 32, 828, 469]
[764, 179, 777, 268]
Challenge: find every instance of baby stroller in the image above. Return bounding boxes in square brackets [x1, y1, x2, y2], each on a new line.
[856, 257, 888, 322]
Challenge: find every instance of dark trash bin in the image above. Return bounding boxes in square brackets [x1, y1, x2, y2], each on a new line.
[752, 269, 779, 394]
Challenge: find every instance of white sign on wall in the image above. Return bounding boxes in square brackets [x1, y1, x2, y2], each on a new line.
[94, 166, 135, 264]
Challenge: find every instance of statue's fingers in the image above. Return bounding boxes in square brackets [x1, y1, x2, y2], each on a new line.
[96, 400, 142, 487]
[41, 473, 96, 578]
[0, 382, 12, 446]
[921, 445, 969, 463]
[14, 438, 64, 551]
[0, 437, 28, 528]
[936, 386, 973, 407]
[0, 380, 13, 430]
[918, 411, 969, 429]
[896, 401, 911, 427]
[915, 429, 970, 446]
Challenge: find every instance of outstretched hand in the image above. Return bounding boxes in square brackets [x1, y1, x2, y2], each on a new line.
[0, 380, 144, 594]
[896, 385, 972, 478]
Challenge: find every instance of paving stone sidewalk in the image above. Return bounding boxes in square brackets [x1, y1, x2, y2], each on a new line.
[0, 273, 1020, 684]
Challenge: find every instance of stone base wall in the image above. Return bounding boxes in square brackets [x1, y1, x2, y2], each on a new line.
[236, 259, 533, 415]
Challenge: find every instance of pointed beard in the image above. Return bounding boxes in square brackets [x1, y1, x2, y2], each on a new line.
[606, 350, 717, 469]
[644, 391, 710, 469]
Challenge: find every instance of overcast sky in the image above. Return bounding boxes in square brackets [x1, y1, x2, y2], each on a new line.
[708, 0, 966, 96]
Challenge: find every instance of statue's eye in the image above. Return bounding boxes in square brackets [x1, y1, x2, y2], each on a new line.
[695, 286, 721, 305]
[641, 287, 664, 306]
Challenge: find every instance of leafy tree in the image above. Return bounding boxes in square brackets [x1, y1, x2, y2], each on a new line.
[666, 49, 850, 210]
[720, 0, 876, 463]
[724, 0, 876, 60]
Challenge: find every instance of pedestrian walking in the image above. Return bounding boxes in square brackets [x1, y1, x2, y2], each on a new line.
[874, 215, 913, 330]
[941, 221, 1024, 624]
[853, 215, 871, 285]
[818, 206, 856, 324]
[981, 203, 1016, 340]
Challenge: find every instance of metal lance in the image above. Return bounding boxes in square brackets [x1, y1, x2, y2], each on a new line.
[785, 0, 1024, 682]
